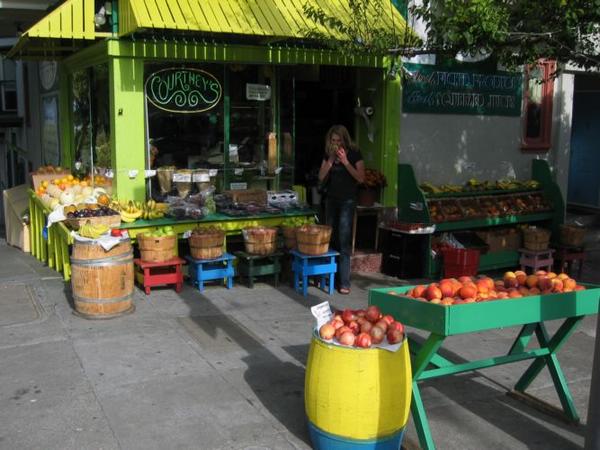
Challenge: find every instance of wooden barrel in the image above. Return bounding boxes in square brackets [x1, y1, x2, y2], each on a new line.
[70, 239, 134, 319]
[305, 334, 412, 449]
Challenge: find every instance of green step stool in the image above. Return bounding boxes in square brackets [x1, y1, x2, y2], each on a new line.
[234, 251, 283, 288]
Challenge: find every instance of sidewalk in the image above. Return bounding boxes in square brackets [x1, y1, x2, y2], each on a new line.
[0, 222, 599, 450]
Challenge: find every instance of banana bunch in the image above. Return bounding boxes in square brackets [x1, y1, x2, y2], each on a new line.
[120, 200, 143, 223]
[439, 184, 463, 193]
[79, 222, 110, 239]
[523, 179, 540, 189]
[140, 199, 169, 220]
[419, 182, 442, 194]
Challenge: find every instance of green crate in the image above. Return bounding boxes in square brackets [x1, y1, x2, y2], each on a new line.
[369, 283, 600, 336]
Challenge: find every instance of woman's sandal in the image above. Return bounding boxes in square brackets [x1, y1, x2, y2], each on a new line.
[339, 287, 351, 295]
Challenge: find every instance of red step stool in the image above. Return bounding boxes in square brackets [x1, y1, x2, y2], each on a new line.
[553, 244, 585, 278]
[519, 248, 554, 274]
[134, 257, 186, 295]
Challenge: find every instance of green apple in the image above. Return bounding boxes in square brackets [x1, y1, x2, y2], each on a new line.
[162, 226, 173, 233]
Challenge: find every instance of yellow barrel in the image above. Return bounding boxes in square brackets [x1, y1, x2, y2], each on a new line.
[305, 335, 412, 449]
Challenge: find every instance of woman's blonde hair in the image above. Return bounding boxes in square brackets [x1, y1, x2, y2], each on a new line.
[324, 125, 356, 157]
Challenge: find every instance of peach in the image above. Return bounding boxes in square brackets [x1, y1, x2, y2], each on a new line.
[504, 271, 516, 279]
[546, 272, 557, 279]
[475, 280, 489, 294]
[551, 278, 564, 292]
[525, 275, 539, 288]
[563, 278, 577, 290]
[497, 292, 509, 299]
[440, 297, 455, 306]
[429, 298, 442, 304]
[439, 281, 455, 298]
[538, 277, 552, 291]
[515, 271, 527, 286]
[458, 276, 474, 284]
[518, 286, 530, 296]
[413, 285, 427, 298]
[482, 277, 495, 290]
[453, 299, 466, 305]
[535, 270, 547, 277]
[464, 297, 477, 303]
[529, 287, 541, 295]
[557, 273, 570, 280]
[504, 277, 519, 289]
[508, 290, 523, 298]
[425, 285, 442, 301]
[494, 280, 505, 289]
[459, 285, 478, 300]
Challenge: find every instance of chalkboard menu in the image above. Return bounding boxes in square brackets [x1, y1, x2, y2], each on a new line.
[145, 67, 222, 114]
[402, 63, 522, 116]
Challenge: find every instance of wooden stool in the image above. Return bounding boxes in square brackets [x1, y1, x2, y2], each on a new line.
[291, 249, 339, 297]
[234, 251, 283, 288]
[553, 244, 585, 278]
[519, 248, 554, 274]
[185, 253, 236, 293]
[134, 257, 185, 295]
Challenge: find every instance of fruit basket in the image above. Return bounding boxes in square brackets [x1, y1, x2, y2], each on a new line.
[522, 226, 551, 251]
[559, 224, 586, 247]
[137, 228, 177, 262]
[296, 224, 332, 255]
[242, 227, 278, 255]
[281, 226, 298, 249]
[188, 227, 225, 259]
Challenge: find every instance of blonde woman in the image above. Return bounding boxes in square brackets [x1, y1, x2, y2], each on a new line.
[318, 125, 365, 294]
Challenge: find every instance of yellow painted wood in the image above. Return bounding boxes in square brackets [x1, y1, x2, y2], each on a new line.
[120, 0, 408, 41]
[305, 335, 412, 440]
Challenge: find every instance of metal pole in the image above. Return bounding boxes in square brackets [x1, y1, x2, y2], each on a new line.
[585, 307, 600, 450]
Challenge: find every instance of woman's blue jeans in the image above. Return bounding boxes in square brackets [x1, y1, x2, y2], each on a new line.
[325, 197, 355, 289]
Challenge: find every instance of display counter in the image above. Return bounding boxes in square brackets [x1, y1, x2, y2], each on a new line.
[29, 190, 316, 281]
[369, 284, 600, 450]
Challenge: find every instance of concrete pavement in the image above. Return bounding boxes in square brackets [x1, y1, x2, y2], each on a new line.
[0, 217, 599, 450]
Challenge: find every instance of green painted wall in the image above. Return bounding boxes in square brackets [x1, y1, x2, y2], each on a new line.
[109, 57, 147, 201]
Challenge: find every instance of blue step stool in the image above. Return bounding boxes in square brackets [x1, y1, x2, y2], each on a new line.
[185, 253, 236, 292]
[290, 249, 339, 297]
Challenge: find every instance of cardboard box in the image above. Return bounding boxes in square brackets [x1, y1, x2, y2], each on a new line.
[30, 170, 71, 191]
[3, 184, 31, 252]
[223, 189, 267, 205]
[476, 229, 522, 253]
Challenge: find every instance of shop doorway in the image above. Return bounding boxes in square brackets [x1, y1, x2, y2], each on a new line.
[568, 74, 600, 209]
[294, 66, 356, 192]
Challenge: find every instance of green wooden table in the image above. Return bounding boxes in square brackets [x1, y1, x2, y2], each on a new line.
[369, 284, 600, 450]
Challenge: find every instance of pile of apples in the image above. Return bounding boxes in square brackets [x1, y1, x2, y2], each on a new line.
[393, 270, 586, 306]
[318, 305, 404, 349]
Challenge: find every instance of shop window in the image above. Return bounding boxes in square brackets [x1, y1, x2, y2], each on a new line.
[71, 64, 110, 176]
[522, 60, 555, 152]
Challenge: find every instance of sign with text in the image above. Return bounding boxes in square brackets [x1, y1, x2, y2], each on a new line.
[145, 68, 222, 113]
[402, 63, 523, 116]
[246, 83, 271, 101]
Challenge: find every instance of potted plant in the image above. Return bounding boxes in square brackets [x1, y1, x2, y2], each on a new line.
[358, 169, 387, 206]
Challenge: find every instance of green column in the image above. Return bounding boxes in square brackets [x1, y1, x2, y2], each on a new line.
[109, 55, 146, 201]
[381, 74, 401, 207]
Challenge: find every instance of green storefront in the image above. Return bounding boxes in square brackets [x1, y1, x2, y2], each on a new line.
[10, 0, 407, 279]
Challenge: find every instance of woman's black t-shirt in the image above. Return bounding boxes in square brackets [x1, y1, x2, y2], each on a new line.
[323, 149, 363, 201]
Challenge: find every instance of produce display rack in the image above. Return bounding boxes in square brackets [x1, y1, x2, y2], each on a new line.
[369, 284, 600, 450]
[29, 190, 316, 281]
[397, 160, 565, 277]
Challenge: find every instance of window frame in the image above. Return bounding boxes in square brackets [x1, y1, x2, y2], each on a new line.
[521, 59, 556, 152]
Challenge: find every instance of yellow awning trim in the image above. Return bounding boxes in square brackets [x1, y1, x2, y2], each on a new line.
[119, 0, 408, 42]
[8, 0, 105, 59]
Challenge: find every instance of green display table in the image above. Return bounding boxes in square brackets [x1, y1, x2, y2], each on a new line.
[28, 189, 315, 281]
[369, 285, 600, 450]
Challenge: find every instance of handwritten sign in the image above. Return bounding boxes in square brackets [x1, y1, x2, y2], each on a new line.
[145, 68, 222, 113]
[402, 63, 522, 116]
[246, 83, 271, 101]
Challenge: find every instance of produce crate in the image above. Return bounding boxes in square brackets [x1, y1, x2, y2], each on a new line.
[441, 247, 480, 278]
[242, 227, 278, 255]
[523, 227, 551, 251]
[66, 214, 121, 231]
[296, 224, 332, 255]
[224, 189, 267, 206]
[559, 224, 586, 247]
[188, 228, 225, 260]
[30, 170, 71, 191]
[476, 228, 522, 253]
[137, 234, 177, 262]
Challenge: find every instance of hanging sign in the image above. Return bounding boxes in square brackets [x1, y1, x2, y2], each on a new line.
[145, 68, 222, 113]
[402, 62, 522, 116]
[246, 83, 271, 101]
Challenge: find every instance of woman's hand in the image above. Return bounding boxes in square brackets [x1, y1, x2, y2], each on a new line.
[336, 147, 349, 166]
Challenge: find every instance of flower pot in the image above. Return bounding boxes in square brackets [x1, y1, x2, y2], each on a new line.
[358, 188, 380, 207]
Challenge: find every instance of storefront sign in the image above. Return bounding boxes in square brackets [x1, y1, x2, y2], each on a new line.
[145, 68, 222, 113]
[246, 83, 271, 101]
[402, 63, 522, 116]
